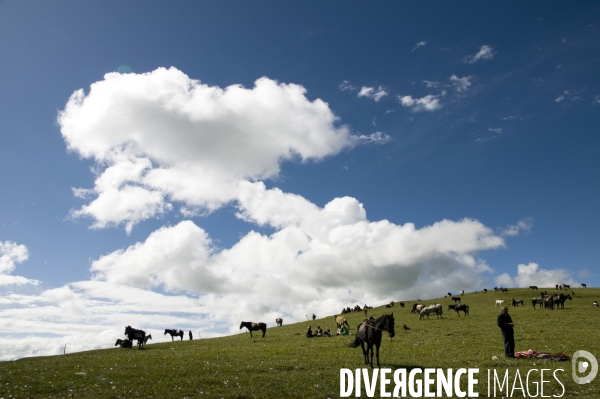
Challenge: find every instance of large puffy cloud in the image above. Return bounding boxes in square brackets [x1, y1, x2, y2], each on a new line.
[59, 68, 355, 232]
[496, 262, 574, 288]
[88, 182, 506, 335]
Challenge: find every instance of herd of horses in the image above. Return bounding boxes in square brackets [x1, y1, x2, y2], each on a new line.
[118, 285, 585, 369]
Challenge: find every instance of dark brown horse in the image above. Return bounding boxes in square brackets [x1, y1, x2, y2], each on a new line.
[115, 338, 132, 348]
[347, 313, 395, 368]
[239, 321, 266, 338]
[124, 325, 146, 349]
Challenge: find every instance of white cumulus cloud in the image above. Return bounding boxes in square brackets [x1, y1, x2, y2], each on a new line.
[59, 68, 356, 232]
[496, 262, 574, 288]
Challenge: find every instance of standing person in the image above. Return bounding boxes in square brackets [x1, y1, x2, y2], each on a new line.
[497, 307, 515, 358]
[189, 330, 193, 340]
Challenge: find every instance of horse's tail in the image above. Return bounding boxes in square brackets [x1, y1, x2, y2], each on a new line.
[346, 335, 361, 348]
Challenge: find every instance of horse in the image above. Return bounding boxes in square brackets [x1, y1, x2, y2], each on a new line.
[451, 296, 461, 303]
[512, 299, 524, 307]
[239, 321, 266, 338]
[460, 290, 465, 295]
[448, 304, 469, 317]
[555, 294, 572, 309]
[124, 326, 146, 349]
[144, 334, 152, 344]
[419, 304, 442, 320]
[276, 318, 283, 327]
[495, 299, 504, 307]
[529, 285, 538, 290]
[115, 338, 132, 348]
[483, 289, 488, 292]
[399, 302, 405, 308]
[581, 283, 587, 288]
[543, 296, 554, 309]
[336, 315, 350, 329]
[347, 313, 395, 368]
[563, 284, 571, 290]
[164, 329, 184, 341]
[411, 303, 424, 314]
[447, 292, 452, 297]
[312, 314, 316, 320]
[532, 297, 545, 309]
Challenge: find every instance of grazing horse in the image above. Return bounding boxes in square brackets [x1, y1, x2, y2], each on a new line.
[483, 289, 488, 292]
[164, 329, 184, 341]
[447, 292, 452, 297]
[347, 313, 395, 368]
[411, 303, 424, 314]
[419, 304, 442, 320]
[451, 296, 461, 303]
[239, 321, 266, 338]
[336, 315, 350, 329]
[448, 304, 469, 317]
[276, 318, 283, 327]
[399, 302, 405, 308]
[125, 326, 146, 349]
[115, 338, 132, 348]
[512, 299, 524, 307]
[562, 284, 571, 290]
[495, 299, 505, 307]
[529, 285, 538, 290]
[581, 283, 587, 288]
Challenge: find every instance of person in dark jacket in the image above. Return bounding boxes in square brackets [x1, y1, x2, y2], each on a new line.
[306, 325, 314, 338]
[497, 307, 515, 358]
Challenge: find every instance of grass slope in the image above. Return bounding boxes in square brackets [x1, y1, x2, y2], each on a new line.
[1, 288, 599, 398]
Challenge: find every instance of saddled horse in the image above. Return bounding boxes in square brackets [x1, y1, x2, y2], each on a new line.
[164, 329, 184, 341]
[347, 313, 395, 368]
[276, 318, 283, 327]
[125, 325, 146, 349]
[115, 338, 132, 348]
[448, 304, 469, 317]
[239, 321, 266, 338]
[336, 315, 350, 329]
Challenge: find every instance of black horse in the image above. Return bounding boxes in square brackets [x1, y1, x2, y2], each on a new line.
[239, 321, 266, 338]
[164, 329, 184, 341]
[347, 313, 395, 368]
[124, 325, 146, 349]
[451, 296, 461, 303]
[115, 338, 132, 348]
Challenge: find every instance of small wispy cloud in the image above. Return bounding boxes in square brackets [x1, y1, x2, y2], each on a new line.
[423, 80, 440, 88]
[593, 95, 600, 105]
[464, 45, 496, 64]
[450, 75, 473, 93]
[555, 89, 583, 103]
[339, 80, 356, 92]
[501, 218, 533, 237]
[412, 41, 428, 52]
[501, 115, 518, 120]
[398, 92, 445, 112]
[355, 132, 392, 145]
[357, 86, 389, 102]
[488, 127, 502, 134]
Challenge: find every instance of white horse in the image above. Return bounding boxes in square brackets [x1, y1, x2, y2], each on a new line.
[495, 299, 505, 307]
[419, 304, 443, 320]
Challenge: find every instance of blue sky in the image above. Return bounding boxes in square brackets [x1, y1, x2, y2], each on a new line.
[0, 1, 599, 360]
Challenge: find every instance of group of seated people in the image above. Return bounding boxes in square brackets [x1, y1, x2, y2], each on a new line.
[306, 325, 349, 337]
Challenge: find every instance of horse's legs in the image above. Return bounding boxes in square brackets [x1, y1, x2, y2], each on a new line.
[375, 343, 380, 368]
[360, 341, 368, 365]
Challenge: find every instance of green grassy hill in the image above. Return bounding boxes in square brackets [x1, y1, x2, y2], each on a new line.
[1, 288, 599, 398]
